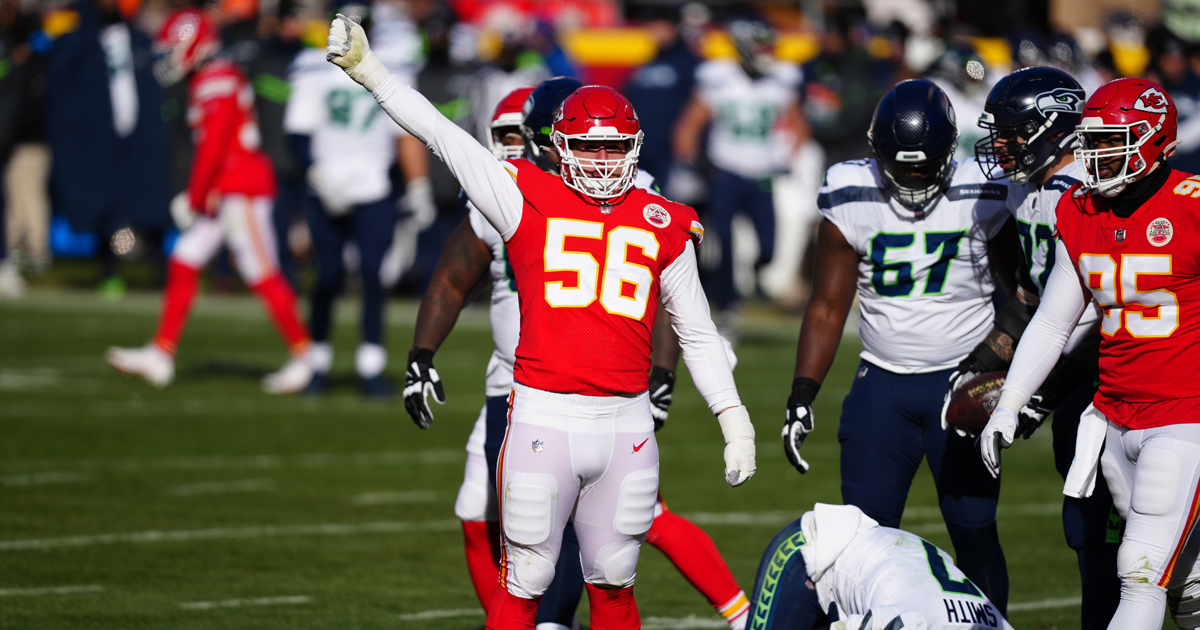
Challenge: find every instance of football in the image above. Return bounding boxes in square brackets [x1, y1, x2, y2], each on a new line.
[945, 371, 1008, 434]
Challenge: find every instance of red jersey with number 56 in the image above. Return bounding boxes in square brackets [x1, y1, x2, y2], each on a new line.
[503, 159, 703, 396]
[1056, 169, 1200, 428]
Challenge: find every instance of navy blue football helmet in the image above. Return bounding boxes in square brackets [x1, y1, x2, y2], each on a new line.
[521, 76, 584, 172]
[868, 79, 959, 213]
[975, 66, 1084, 185]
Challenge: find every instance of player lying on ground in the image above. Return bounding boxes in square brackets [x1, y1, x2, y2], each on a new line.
[943, 66, 1119, 629]
[981, 77, 1200, 630]
[410, 82, 750, 628]
[326, 16, 755, 630]
[747, 503, 1013, 630]
[107, 9, 312, 393]
[782, 79, 1018, 612]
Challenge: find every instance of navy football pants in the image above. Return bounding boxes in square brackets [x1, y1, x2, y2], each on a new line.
[706, 167, 776, 310]
[484, 395, 585, 625]
[1053, 385, 1121, 629]
[305, 195, 396, 347]
[838, 360, 1008, 614]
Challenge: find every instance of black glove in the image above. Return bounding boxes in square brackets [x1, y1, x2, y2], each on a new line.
[1016, 392, 1052, 440]
[783, 377, 819, 474]
[647, 366, 675, 432]
[403, 348, 445, 429]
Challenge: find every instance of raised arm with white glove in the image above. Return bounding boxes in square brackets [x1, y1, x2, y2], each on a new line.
[980, 239, 1089, 477]
[660, 241, 755, 487]
[326, 14, 524, 238]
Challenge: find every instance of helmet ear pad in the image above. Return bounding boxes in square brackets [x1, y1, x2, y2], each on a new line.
[869, 79, 959, 213]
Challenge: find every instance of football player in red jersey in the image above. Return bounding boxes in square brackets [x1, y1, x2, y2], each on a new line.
[106, 9, 312, 393]
[980, 78, 1200, 628]
[419, 84, 751, 628]
[327, 16, 754, 630]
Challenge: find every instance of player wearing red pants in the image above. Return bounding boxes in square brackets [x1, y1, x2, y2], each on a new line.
[328, 16, 754, 630]
[106, 9, 311, 393]
[419, 85, 748, 628]
[981, 78, 1200, 629]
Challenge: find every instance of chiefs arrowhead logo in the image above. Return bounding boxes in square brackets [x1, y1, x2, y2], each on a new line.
[1134, 87, 1170, 114]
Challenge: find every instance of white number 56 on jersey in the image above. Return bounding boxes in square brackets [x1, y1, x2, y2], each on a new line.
[543, 219, 659, 320]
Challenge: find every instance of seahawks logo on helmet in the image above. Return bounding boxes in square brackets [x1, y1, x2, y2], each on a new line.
[1035, 88, 1085, 116]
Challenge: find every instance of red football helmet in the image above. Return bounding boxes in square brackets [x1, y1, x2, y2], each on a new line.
[490, 86, 535, 160]
[153, 9, 219, 87]
[1074, 78, 1180, 196]
[551, 86, 643, 200]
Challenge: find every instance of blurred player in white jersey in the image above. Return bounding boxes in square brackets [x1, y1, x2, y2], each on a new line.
[944, 67, 1119, 629]
[107, 9, 312, 393]
[673, 14, 806, 334]
[283, 2, 427, 397]
[411, 82, 751, 629]
[747, 503, 1013, 630]
[782, 79, 1018, 613]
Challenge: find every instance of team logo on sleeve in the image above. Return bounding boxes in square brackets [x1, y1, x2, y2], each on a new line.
[1134, 88, 1170, 114]
[1147, 218, 1173, 246]
[643, 204, 671, 228]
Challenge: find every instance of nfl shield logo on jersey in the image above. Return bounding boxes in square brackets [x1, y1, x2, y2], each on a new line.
[532, 439, 544, 453]
[1147, 218, 1173, 246]
[643, 204, 671, 229]
[1115, 229, 1126, 242]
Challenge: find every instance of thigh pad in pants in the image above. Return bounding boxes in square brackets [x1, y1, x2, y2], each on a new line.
[502, 471, 558, 546]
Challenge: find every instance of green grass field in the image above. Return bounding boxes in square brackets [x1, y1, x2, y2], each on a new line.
[0, 290, 1148, 629]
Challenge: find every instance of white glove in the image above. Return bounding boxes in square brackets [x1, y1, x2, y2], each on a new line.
[170, 192, 196, 230]
[326, 13, 389, 92]
[980, 406, 1019, 479]
[307, 164, 354, 216]
[401, 176, 437, 229]
[718, 405, 755, 487]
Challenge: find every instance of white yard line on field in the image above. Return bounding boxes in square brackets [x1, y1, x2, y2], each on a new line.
[0, 519, 459, 551]
[3, 449, 462, 474]
[350, 491, 440, 506]
[1008, 596, 1081, 612]
[180, 595, 311, 610]
[684, 502, 1061, 528]
[0, 584, 104, 597]
[3, 472, 92, 487]
[642, 615, 728, 629]
[398, 609, 483, 621]
[166, 479, 275, 496]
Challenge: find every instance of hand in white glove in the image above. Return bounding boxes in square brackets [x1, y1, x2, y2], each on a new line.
[401, 176, 437, 229]
[170, 192, 196, 230]
[980, 406, 1018, 478]
[326, 13, 388, 92]
[718, 405, 755, 487]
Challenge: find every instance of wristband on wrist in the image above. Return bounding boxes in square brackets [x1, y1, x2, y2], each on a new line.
[790, 377, 820, 406]
[408, 347, 434, 364]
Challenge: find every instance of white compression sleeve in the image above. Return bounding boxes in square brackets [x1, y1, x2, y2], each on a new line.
[659, 241, 742, 413]
[370, 74, 524, 239]
[997, 239, 1090, 411]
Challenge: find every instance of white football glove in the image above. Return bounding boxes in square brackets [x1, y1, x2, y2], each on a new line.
[326, 13, 388, 92]
[718, 405, 755, 487]
[980, 406, 1019, 479]
[401, 176, 437, 229]
[170, 192, 196, 230]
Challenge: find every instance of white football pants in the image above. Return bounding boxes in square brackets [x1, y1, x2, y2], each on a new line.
[1101, 419, 1200, 629]
[171, 194, 278, 284]
[456, 404, 498, 523]
[497, 383, 659, 600]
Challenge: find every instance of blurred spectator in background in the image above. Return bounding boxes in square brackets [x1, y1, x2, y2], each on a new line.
[800, 11, 887, 168]
[415, 3, 475, 220]
[877, 19, 918, 84]
[623, 4, 699, 199]
[674, 13, 805, 338]
[468, 15, 549, 145]
[528, 19, 577, 78]
[925, 43, 990, 159]
[107, 8, 311, 394]
[1045, 30, 1105, 94]
[1146, 24, 1200, 173]
[1, 0, 47, 295]
[46, 0, 170, 299]
[284, 0, 418, 397]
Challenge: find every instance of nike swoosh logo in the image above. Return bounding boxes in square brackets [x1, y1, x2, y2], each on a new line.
[632, 438, 650, 453]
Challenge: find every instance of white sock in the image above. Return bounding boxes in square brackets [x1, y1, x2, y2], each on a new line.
[356, 343, 387, 378]
[308, 342, 333, 374]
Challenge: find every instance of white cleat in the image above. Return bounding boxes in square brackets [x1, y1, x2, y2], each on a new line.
[262, 356, 313, 394]
[106, 344, 174, 388]
[0, 259, 25, 298]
